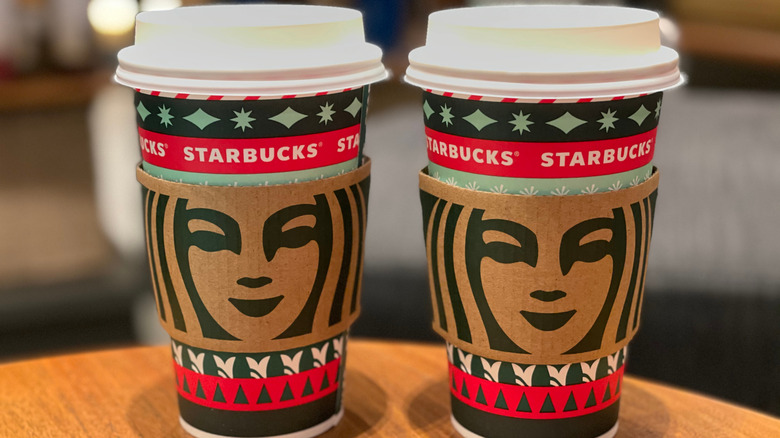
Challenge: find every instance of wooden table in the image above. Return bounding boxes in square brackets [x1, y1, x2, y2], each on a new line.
[0, 339, 778, 437]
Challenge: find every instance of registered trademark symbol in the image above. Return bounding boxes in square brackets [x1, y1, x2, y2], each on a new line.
[514, 151, 520, 157]
[318, 142, 323, 148]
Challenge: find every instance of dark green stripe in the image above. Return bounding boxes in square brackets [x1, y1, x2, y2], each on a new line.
[155, 194, 186, 331]
[178, 391, 339, 437]
[451, 394, 619, 438]
[329, 189, 353, 326]
[145, 189, 166, 322]
[443, 204, 471, 343]
[136, 88, 365, 139]
[429, 199, 449, 332]
[633, 197, 651, 329]
[349, 184, 364, 314]
[616, 202, 644, 342]
[423, 92, 661, 142]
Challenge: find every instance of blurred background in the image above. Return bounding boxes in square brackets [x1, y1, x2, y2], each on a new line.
[0, 0, 778, 418]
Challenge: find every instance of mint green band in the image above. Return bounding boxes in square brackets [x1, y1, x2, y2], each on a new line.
[142, 158, 359, 186]
[428, 163, 654, 196]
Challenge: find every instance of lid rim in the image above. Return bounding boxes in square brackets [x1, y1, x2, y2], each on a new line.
[115, 66, 389, 96]
[403, 69, 685, 100]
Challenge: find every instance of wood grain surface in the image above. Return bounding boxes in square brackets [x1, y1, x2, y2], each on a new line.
[0, 339, 778, 437]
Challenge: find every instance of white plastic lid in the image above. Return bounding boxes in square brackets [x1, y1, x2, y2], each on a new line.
[406, 5, 683, 99]
[116, 4, 387, 95]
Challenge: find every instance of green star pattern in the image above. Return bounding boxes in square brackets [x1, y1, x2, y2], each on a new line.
[440, 104, 455, 126]
[509, 111, 533, 134]
[654, 100, 662, 119]
[597, 109, 618, 132]
[230, 108, 256, 132]
[157, 105, 174, 127]
[317, 102, 336, 125]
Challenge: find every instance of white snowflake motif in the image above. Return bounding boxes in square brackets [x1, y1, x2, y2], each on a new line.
[247, 356, 271, 379]
[333, 335, 345, 359]
[338, 169, 347, 176]
[581, 359, 600, 383]
[548, 364, 571, 387]
[511, 364, 535, 387]
[282, 351, 304, 375]
[311, 343, 330, 368]
[607, 350, 621, 374]
[171, 341, 183, 366]
[446, 343, 455, 364]
[644, 169, 652, 180]
[490, 184, 508, 194]
[187, 350, 205, 374]
[457, 349, 473, 374]
[629, 176, 641, 187]
[465, 181, 480, 191]
[608, 180, 623, 192]
[214, 356, 236, 379]
[518, 186, 539, 196]
[481, 358, 501, 382]
[581, 184, 599, 194]
[445, 176, 458, 186]
[551, 186, 570, 196]
[433, 171, 440, 180]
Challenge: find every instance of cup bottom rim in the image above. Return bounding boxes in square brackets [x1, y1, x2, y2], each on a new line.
[179, 407, 344, 438]
[450, 415, 619, 438]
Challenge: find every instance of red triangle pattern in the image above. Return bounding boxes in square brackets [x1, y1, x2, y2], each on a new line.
[174, 358, 341, 412]
[448, 362, 624, 420]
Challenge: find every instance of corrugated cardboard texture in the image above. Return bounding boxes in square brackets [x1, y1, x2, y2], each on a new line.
[137, 160, 370, 353]
[420, 169, 659, 365]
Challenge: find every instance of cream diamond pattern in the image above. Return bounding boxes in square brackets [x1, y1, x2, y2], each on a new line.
[136, 102, 151, 121]
[422, 100, 434, 119]
[462, 109, 497, 131]
[629, 105, 651, 126]
[183, 108, 220, 130]
[546, 112, 586, 134]
[344, 98, 363, 117]
[269, 107, 307, 129]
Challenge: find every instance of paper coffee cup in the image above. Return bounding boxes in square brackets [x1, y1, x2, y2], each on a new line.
[117, 4, 386, 186]
[408, 6, 680, 438]
[406, 5, 682, 196]
[117, 5, 385, 438]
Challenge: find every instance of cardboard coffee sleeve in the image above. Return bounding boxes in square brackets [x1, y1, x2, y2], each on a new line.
[419, 169, 659, 365]
[137, 160, 371, 354]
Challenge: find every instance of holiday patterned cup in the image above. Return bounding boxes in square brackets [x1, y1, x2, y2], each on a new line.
[133, 87, 370, 185]
[407, 5, 682, 438]
[420, 90, 662, 195]
[117, 5, 385, 437]
[419, 170, 659, 438]
[138, 164, 370, 438]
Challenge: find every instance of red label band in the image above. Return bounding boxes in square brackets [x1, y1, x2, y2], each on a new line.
[426, 128, 656, 178]
[450, 363, 623, 420]
[174, 359, 341, 411]
[139, 125, 361, 174]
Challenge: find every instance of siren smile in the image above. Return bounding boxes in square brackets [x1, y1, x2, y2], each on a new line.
[519, 310, 577, 332]
[229, 296, 284, 317]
